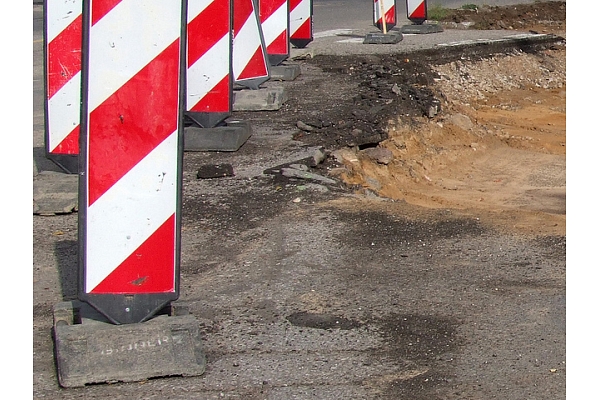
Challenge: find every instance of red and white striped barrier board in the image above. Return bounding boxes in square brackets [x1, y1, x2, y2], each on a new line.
[259, 0, 290, 66]
[406, 0, 427, 23]
[373, 0, 397, 31]
[289, 0, 312, 48]
[233, 0, 270, 90]
[44, 0, 83, 173]
[79, 0, 185, 325]
[187, 0, 233, 128]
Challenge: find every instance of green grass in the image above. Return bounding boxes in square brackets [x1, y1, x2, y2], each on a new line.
[427, 4, 448, 21]
[461, 4, 479, 11]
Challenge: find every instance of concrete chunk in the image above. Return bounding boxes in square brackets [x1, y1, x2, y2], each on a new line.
[33, 171, 78, 215]
[233, 87, 288, 111]
[269, 64, 301, 81]
[53, 302, 206, 388]
[184, 120, 252, 152]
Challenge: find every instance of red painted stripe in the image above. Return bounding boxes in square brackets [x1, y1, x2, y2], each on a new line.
[386, 6, 396, 23]
[237, 47, 268, 80]
[291, 17, 311, 39]
[189, 74, 230, 113]
[187, 0, 230, 66]
[92, 0, 122, 26]
[289, 0, 302, 10]
[87, 40, 180, 206]
[267, 30, 288, 54]
[233, 0, 253, 33]
[259, 0, 285, 23]
[90, 214, 176, 294]
[47, 15, 82, 99]
[410, 2, 426, 20]
[53, 125, 80, 154]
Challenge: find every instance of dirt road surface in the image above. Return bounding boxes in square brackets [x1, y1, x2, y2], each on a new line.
[33, 2, 567, 399]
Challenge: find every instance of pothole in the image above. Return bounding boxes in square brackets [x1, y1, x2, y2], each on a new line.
[286, 311, 363, 330]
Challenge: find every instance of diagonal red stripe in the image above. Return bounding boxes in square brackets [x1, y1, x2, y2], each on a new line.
[188, 0, 230, 66]
[259, 0, 286, 23]
[410, 2, 426, 20]
[189, 75, 231, 113]
[90, 214, 176, 294]
[52, 125, 80, 155]
[47, 15, 82, 99]
[386, 6, 396, 23]
[267, 30, 288, 55]
[289, 0, 302, 10]
[92, 0, 122, 26]
[237, 46, 268, 80]
[233, 0, 253, 33]
[87, 40, 180, 206]
[291, 17, 311, 40]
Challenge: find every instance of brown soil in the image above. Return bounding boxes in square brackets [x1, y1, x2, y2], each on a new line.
[435, 1, 566, 34]
[273, 1, 566, 238]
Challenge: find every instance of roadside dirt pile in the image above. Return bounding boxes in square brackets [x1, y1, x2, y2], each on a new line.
[435, 1, 566, 33]
[333, 46, 565, 235]
[283, 2, 567, 236]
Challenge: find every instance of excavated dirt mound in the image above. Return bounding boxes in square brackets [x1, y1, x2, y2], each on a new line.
[260, 2, 567, 237]
[435, 1, 566, 33]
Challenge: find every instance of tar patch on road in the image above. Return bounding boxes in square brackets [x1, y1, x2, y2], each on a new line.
[374, 313, 463, 399]
[334, 209, 487, 248]
[286, 311, 363, 330]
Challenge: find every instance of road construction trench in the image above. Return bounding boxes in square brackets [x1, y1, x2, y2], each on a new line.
[332, 49, 565, 236]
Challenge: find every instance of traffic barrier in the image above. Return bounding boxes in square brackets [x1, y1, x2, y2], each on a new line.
[233, 0, 270, 90]
[373, 0, 397, 32]
[44, 0, 82, 174]
[289, 0, 313, 48]
[186, 0, 233, 128]
[258, 0, 290, 66]
[78, 0, 186, 325]
[406, 0, 427, 23]
[401, 0, 443, 33]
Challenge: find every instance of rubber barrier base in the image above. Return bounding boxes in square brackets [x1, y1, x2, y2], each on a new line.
[363, 30, 403, 44]
[400, 23, 444, 34]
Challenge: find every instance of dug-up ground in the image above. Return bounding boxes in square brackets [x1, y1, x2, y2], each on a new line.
[337, 46, 566, 236]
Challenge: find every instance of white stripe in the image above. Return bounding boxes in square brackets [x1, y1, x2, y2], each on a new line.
[406, 0, 422, 16]
[86, 132, 178, 292]
[48, 73, 81, 151]
[374, 0, 394, 20]
[187, 34, 230, 109]
[233, 14, 262, 79]
[188, 0, 213, 22]
[262, 2, 288, 46]
[290, 0, 310, 34]
[47, 0, 82, 42]
[88, 0, 181, 112]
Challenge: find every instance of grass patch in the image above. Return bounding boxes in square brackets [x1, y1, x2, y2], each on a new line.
[427, 4, 448, 21]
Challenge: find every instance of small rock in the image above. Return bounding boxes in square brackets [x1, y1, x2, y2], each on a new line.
[362, 147, 394, 165]
[289, 163, 309, 171]
[449, 113, 473, 130]
[296, 121, 315, 132]
[281, 168, 337, 184]
[311, 147, 327, 166]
